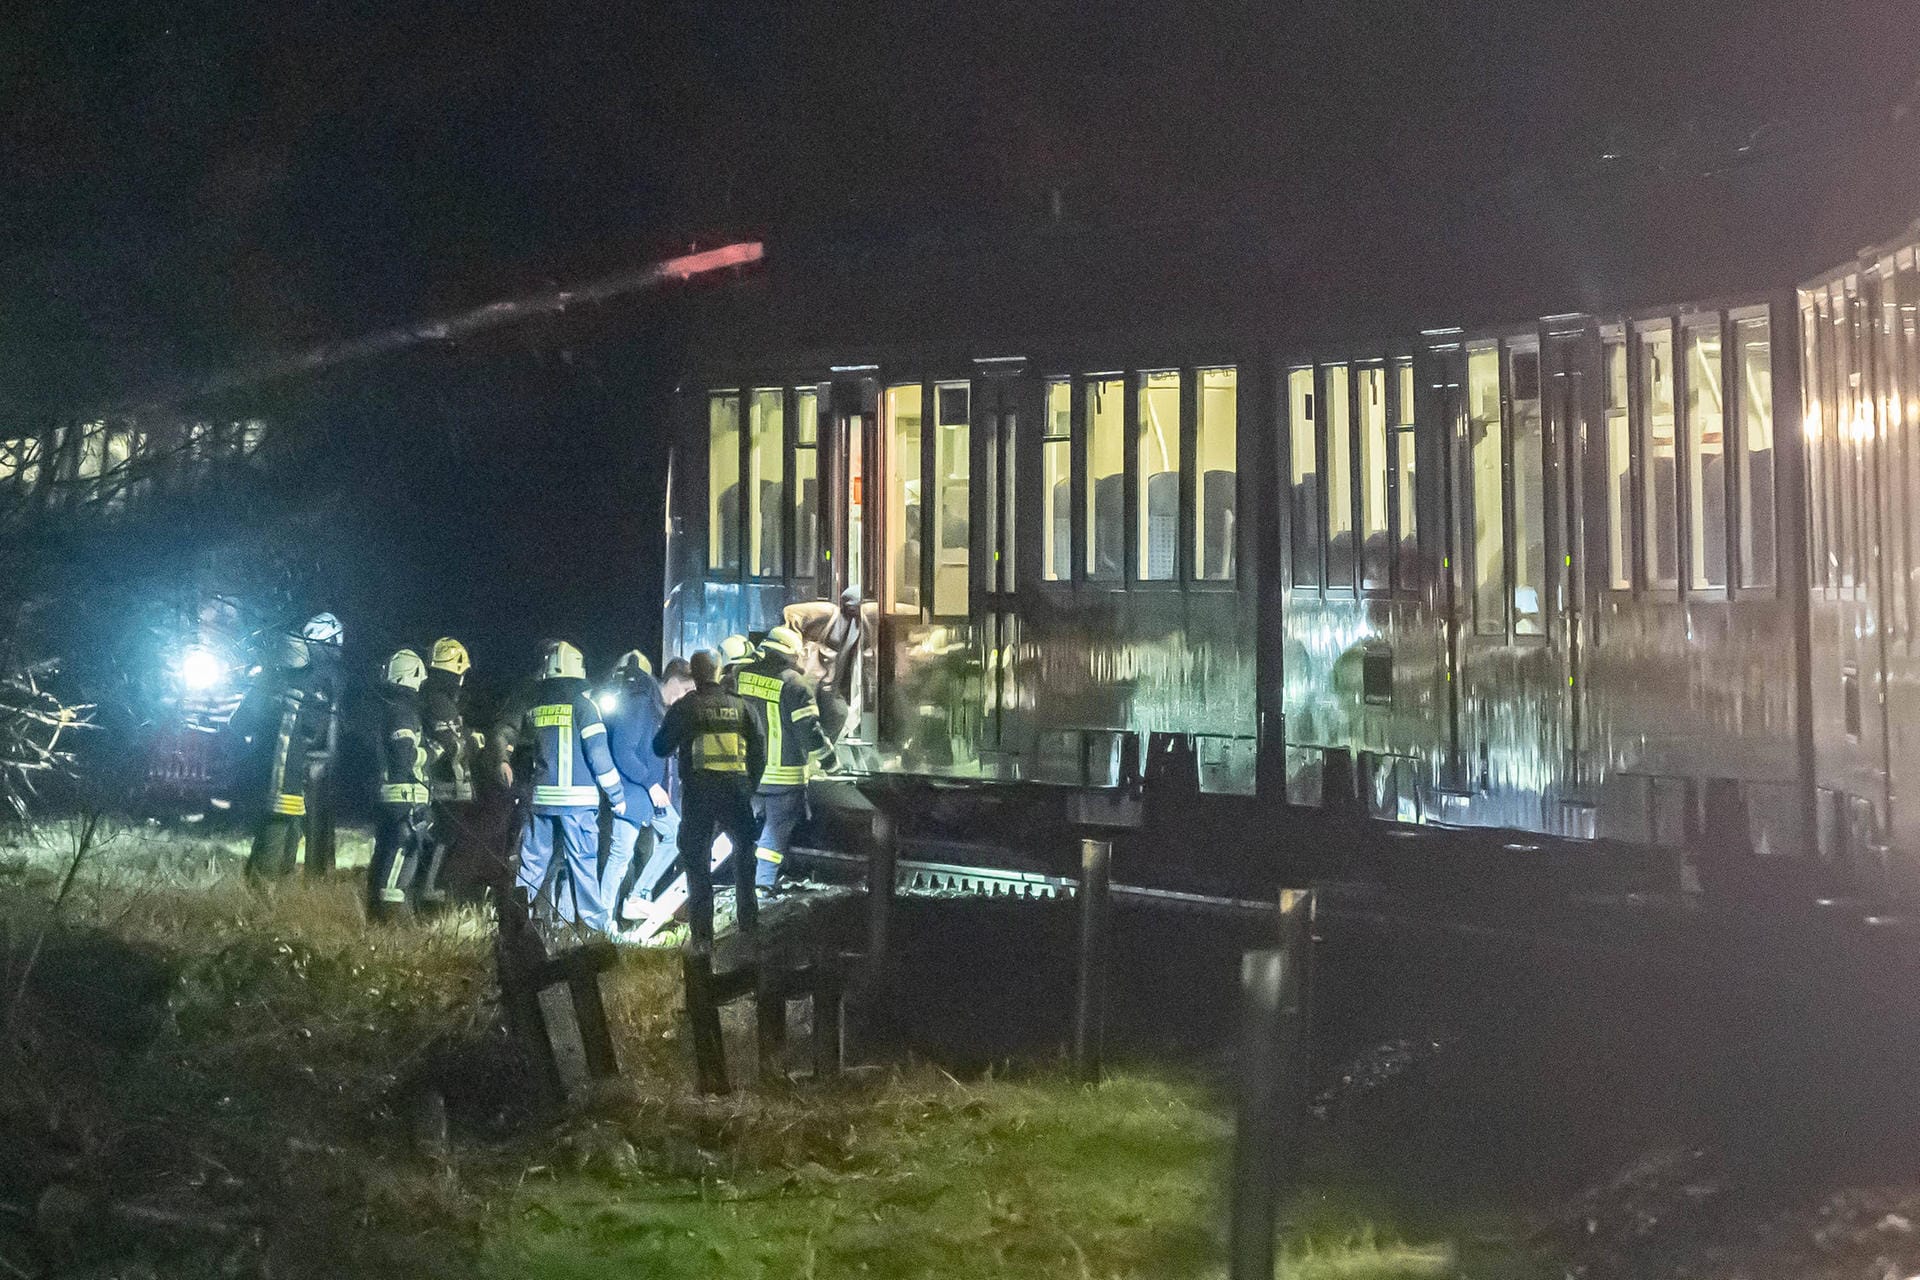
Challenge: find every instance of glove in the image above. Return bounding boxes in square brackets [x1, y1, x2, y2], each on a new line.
[819, 750, 842, 775]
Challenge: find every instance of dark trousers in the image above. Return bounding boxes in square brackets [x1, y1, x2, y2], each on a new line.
[751, 787, 807, 889]
[677, 775, 761, 951]
[246, 813, 303, 881]
[367, 804, 432, 921]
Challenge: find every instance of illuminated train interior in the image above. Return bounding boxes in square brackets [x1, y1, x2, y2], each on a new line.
[664, 214, 1920, 894]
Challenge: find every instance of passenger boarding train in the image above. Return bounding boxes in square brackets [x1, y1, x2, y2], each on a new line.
[662, 183, 1920, 895]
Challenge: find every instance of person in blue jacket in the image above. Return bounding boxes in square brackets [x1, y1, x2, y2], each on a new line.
[596, 649, 678, 928]
[513, 640, 628, 930]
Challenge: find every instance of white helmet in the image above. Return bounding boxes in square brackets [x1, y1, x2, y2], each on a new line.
[301, 612, 343, 646]
[385, 648, 427, 690]
[541, 639, 585, 680]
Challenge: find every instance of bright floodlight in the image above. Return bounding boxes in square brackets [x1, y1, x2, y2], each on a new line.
[179, 647, 224, 692]
[596, 690, 621, 715]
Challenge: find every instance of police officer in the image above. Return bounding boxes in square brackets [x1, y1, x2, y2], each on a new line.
[597, 650, 677, 928]
[515, 640, 628, 930]
[735, 626, 838, 896]
[651, 649, 764, 954]
[367, 649, 432, 921]
[419, 637, 480, 910]
[233, 619, 338, 882]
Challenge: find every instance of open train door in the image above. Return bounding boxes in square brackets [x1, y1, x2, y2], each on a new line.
[825, 376, 880, 748]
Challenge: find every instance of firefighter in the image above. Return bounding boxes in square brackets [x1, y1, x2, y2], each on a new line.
[366, 649, 432, 921]
[597, 650, 677, 927]
[514, 640, 628, 930]
[418, 636, 480, 910]
[736, 626, 838, 895]
[718, 634, 753, 689]
[651, 649, 764, 955]
[234, 620, 338, 882]
[298, 613, 345, 874]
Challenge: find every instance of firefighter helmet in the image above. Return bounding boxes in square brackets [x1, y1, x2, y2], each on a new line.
[430, 637, 470, 676]
[541, 639, 585, 680]
[613, 649, 653, 679]
[760, 625, 802, 659]
[719, 634, 751, 667]
[385, 648, 427, 690]
[301, 612, 344, 646]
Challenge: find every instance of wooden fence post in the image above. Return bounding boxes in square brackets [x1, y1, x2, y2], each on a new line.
[1228, 887, 1317, 1280]
[1072, 837, 1113, 1082]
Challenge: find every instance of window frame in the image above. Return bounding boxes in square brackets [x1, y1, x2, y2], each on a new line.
[706, 388, 744, 580]
[1676, 310, 1732, 600]
[745, 386, 787, 582]
[1284, 361, 1324, 591]
[792, 384, 823, 591]
[1387, 354, 1421, 597]
[1726, 302, 1781, 602]
[1632, 312, 1683, 596]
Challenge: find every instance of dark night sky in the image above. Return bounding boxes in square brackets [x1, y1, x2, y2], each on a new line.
[4, 0, 1918, 668]
[10, 0, 1917, 405]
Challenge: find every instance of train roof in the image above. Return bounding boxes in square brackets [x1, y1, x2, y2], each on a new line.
[680, 107, 1920, 377]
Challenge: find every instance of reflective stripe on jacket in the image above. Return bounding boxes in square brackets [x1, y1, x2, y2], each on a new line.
[377, 687, 430, 806]
[652, 683, 765, 785]
[736, 656, 834, 789]
[519, 676, 626, 813]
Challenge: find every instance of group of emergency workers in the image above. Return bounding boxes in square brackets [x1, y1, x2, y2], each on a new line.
[501, 625, 839, 954]
[224, 610, 845, 954]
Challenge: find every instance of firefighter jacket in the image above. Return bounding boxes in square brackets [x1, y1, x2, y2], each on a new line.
[226, 668, 334, 817]
[517, 676, 627, 815]
[377, 685, 430, 806]
[734, 655, 836, 791]
[421, 669, 478, 802]
[652, 682, 765, 786]
[604, 670, 669, 795]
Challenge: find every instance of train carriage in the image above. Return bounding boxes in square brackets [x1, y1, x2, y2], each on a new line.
[662, 118, 1920, 895]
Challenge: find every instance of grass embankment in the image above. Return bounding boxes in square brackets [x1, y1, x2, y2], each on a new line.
[0, 821, 1456, 1280]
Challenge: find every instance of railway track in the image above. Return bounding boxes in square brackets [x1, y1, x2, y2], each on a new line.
[792, 844, 1274, 918]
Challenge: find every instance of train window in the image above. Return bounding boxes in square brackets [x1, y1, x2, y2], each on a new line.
[986, 403, 1016, 592]
[1393, 359, 1418, 589]
[708, 392, 741, 575]
[884, 383, 923, 614]
[748, 389, 785, 578]
[1325, 364, 1355, 589]
[1833, 282, 1856, 593]
[1639, 323, 1680, 590]
[1878, 266, 1906, 637]
[1043, 380, 1071, 581]
[1803, 298, 1829, 590]
[1086, 377, 1124, 580]
[1137, 370, 1181, 581]
[1509, 344, 1546, 634]
[1900, 253, 1920, 622]
[794, 388, 819, 578]
[1467, 346, 1504, 633]
[1358, 365, 1390, 590]
[1288, 367, 1321, 587]
[1196, 367, 1237, 581]
[1734, 317, 1775, 591]
[1604, 334, 1631, 589]
[933, 382, 970, 615]
[1683, 324, 1727, 591]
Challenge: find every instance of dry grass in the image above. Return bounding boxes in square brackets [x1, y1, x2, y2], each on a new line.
[0, 823, 1472, 1280]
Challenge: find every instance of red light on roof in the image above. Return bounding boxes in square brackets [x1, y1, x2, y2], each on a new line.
[660, 242, 765, 280]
